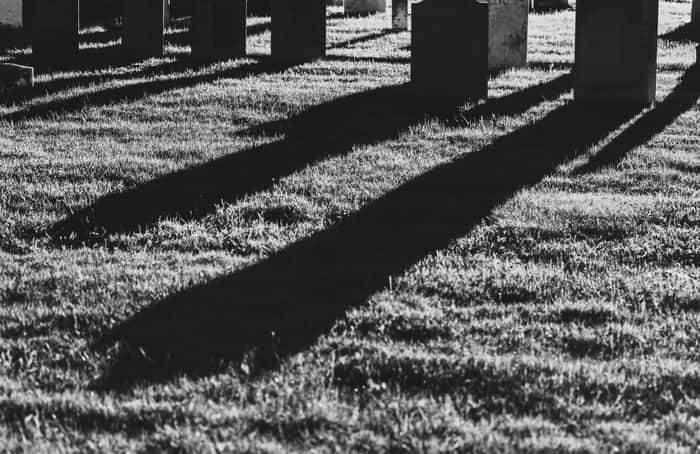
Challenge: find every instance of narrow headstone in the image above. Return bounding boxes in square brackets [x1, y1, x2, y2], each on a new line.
[271, 0, 326, 62]
[411, 0, 489, 99]
[123, 0, 166, 58]
[693, 0, 699, 25]
[0, 63, 34, 90]
[489, 0, 528, 69]
[32, 0, 80, 62]
[0, 0, 23, 29]
[575, 0, 659, 105]
[392, 0, 409, 29]
[344, 0, 387, 15]
[191, 0, 247, 60]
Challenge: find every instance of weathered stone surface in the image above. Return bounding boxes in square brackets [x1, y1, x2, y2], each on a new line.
[0, 63, 33, 90]
[411, 0, 489, 99]
[392, 0, 408, 29]
[123, 0, 166, 58]
[31, 0, 79, 61]
[575, 0, 659, 105]
[693, 0, 699, 24]
[344, 0, 387, 14]
[0, 0, 23, 29]
[191, 0, 246, 60]
[489, 0, 528, 69]
[271, 0, 326, 62]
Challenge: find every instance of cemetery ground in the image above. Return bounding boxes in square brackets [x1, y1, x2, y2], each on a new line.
[0, 2, 699, 452]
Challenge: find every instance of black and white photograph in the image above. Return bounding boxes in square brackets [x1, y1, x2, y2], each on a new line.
[0, 0, 698, 451]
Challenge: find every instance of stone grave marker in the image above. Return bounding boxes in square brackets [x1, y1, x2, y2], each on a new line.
[123, 0, 166, 58]
[271, 0, 326, 62]
[0, 0, 23, 29]
[0, 63, 34, 90]
[345, 0, 387, 15]
[32, 0, 80, 62]
[575, 0, 659, 105]
[392, 0, 409, 29]
[411, 0, 489, 99]
[191, 0, 247, 60]
[489, 0, 528, 69]
[693, 0, 699, 25]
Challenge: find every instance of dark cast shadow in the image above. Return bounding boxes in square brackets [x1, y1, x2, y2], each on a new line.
[92, 71, 660, 389]
[573, 64, 699, 174]
[49, 73, 574, 246]
[660, 22, 699, 44]
[96, 64, 700, 389]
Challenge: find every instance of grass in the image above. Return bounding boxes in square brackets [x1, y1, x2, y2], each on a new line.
[0, 2, 699, 452]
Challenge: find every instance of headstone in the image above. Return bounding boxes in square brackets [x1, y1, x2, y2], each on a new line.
[693, 0, 699, 25]
[489, 0, 528, 69]
[32, 0, 80, 62]
[392, 0, 408, 29]
[411, 0, 489, 99]
[123, 0, 166, 58]
[344, 0, 387, 15]
[574, 0, 659, 105]
[191, 0, 247, 60]
[271, 0, 326, 62]
[0, 0, 23, 29]
[0, 63, 34, 90]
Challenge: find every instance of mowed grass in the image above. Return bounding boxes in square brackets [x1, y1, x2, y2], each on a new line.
[0, 2, 699, 452]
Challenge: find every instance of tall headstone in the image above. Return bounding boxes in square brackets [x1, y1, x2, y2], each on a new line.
[123, 0, 166, 58]
[392, 0, 408, 29]
[32, 0, 80, 62]
[191, 0, 247, 60]
[489, 0, 528, 69]
[693, 0, 699, 25]
[411, 0, 489, 99]
[271, 0, 326, 62]
[575, 0, 659, 105]
[0, 0, 23, 29]
[344, 0, 387, 15]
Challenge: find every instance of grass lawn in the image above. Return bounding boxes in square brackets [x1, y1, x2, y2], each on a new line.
[0, 2, 699, 452]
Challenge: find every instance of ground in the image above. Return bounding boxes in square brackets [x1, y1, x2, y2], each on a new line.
[0, 2, 699, 453]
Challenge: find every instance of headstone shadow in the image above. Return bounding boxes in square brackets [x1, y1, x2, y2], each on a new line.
[49, 74, 573, 247]
[660, 22, 700, 44]
[93, 63, 698, 390]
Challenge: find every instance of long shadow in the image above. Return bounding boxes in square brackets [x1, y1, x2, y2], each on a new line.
[94, 73, 653, 389]
[0, 59, 295, 123]
[97, 65, 699, 389]
[573, 64, 700, 175]
[49, 74, 573, 246]
[328, 29, 402, 50]
[660, 22, 699, 44]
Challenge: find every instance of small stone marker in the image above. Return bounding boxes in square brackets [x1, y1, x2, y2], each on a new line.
[0, 0, 23, 29]
[191, 0, 247, 60]
[32, 0, 80, 62]
[392, 0, 409, 29]
[344, 0, 387, 15]
[575, 0, 659, 105]
[123, 0, 166, 58]
[411, 0, 489, 99]
[489, 0, 528, 69]
[271, 0, 327, 62]
[0, 63, 34, 90]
